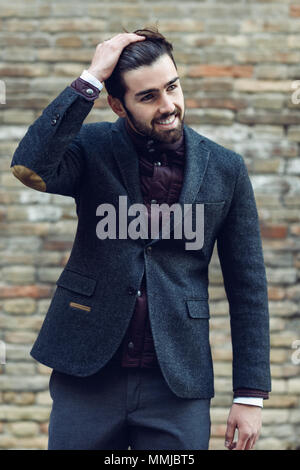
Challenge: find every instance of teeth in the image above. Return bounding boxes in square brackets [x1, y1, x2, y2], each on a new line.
[156, 115, 176, 125]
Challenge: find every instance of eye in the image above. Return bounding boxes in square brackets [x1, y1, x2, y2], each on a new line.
[140, 84, 178, 102]
[141, 94, 154, 102]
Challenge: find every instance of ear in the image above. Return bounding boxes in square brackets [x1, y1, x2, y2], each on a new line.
[107, 95, 127, 118]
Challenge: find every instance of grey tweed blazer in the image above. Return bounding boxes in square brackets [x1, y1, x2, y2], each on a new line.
[10, 86, 271, 399]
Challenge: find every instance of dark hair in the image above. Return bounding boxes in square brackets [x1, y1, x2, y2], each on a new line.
[104, 25, 177, 105]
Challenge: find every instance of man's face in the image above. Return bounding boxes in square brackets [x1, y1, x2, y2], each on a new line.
[120, 54, 185, 143]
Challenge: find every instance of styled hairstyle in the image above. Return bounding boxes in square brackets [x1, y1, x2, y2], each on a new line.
[104, 25, 177, 105]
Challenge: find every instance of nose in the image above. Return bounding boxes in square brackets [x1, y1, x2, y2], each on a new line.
[157, 93, 176, 117]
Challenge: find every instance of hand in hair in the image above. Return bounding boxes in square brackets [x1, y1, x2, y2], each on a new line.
[87, 33, 146, 83]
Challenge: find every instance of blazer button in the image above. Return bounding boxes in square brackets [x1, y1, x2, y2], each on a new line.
[128, 341, 134, 350]
[85, 88, 94, 96]
[51, 118, 57, 126]
[137, 290, 142, 297]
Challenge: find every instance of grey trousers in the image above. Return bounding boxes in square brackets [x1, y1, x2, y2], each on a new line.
[48, 359, 211, 450]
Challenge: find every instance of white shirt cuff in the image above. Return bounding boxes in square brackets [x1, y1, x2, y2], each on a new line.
[80, 70, 103, 91]
[233, 397, 263, 408]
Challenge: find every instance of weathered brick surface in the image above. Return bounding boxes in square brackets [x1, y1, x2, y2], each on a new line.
[0, 0, 299, 451]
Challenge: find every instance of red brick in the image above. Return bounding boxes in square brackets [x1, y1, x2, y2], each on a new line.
[188, 65, 253, 78]
[290, 5, 300, 17]
[268, 286, 285, 301]
[185, 97, 247, 111]
[43, 240, 73, 251]
[0, 285, 53, 299]
[261, 224, 288, 239]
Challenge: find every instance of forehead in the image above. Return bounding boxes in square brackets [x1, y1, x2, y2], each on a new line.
[123, 54, 177, 94]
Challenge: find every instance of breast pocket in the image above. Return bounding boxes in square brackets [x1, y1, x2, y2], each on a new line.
[186, 299, 210, 319]
[195, 201, 225, 213]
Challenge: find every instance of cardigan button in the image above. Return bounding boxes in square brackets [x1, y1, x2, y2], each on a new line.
[128, 341, 134, 350]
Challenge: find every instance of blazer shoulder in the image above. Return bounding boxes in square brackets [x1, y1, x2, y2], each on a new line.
[72, 121, 113, 159]
[79, 120, 113, 140]
[204, 135, 242, 166]
[187, 125, 244, 175]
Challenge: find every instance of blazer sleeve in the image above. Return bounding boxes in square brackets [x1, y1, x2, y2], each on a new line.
[10, 86, 94, 197]
[216, 155, 271, 393]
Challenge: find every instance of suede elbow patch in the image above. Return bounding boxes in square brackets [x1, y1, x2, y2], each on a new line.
[11, 165, 46, 192]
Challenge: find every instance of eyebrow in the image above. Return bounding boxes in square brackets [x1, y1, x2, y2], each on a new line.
[134, 76, 180, 98]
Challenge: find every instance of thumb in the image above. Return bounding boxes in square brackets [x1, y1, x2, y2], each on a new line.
[225, 420, 236, 449]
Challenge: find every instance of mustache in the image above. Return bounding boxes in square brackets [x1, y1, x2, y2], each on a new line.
[154, 111, 180, 121]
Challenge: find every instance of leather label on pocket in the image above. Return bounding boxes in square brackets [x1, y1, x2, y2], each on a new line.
[69, 301, 91, 312]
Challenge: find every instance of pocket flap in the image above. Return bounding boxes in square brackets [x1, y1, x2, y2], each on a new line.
[186, 299, 210, 319]
[56, 269, 97, 296]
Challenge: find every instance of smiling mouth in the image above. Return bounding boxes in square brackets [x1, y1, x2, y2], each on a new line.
[155, 114, 178, 128]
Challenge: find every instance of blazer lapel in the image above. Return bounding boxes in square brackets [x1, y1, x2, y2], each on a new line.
[178, 124, 210, 206]
[111, 117, 210, 243]
[111, 117, 144, 207]
[172, 124, 210, 241]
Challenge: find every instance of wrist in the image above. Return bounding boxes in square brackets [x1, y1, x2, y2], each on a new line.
[86, 68, 105, 83]
[80, 70, 103, 92]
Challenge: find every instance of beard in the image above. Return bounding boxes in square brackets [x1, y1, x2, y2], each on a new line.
[122, 102, 185, 144]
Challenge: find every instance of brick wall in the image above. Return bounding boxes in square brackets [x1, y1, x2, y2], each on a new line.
[0, 0, 300, 450]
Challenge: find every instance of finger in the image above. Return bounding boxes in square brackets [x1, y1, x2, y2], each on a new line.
[233, 431, 250, 450]
[118, 33, 145, 43]
[245, 435, 255, 450]
[128, 33, 146, 39]
[126, 33, 146, 44]
[228, 441, 237, 450]
[250, 432, 260, 450]
[225, 421, 236, 449]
